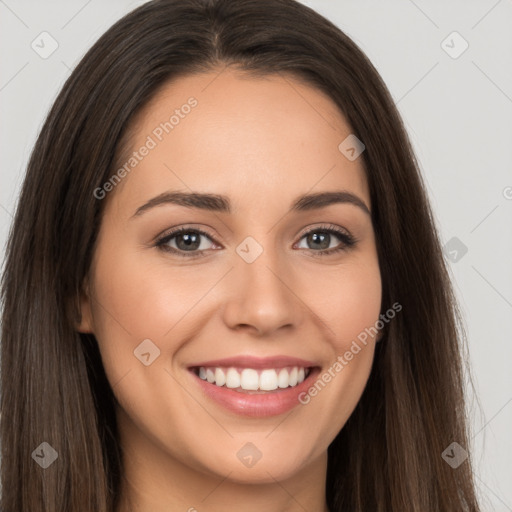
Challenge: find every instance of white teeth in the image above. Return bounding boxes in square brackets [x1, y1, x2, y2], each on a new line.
[240, 369, 259, 390]
[277, 368, 289, 388]
[225, 368, 241, 388]
[260, 369, 278, 391]
[289, 367, 298, 386]
[214, 367, 226, 386]
[196, 366, 310, 391]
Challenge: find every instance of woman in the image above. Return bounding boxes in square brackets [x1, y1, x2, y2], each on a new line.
[0, 0, 481, 510]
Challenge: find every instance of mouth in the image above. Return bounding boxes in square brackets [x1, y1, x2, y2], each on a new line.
[187, 360, 321, 417]
[190, 365, 314, 394]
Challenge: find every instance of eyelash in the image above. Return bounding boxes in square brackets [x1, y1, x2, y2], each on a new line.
[155, 224, 357, 259]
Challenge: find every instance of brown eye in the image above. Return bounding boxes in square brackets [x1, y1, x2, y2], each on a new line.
[295, 225, 357, 255]
[156, 227, 217, 257]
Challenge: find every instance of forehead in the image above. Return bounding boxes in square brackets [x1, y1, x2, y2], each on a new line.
[108, 68, 369, 216]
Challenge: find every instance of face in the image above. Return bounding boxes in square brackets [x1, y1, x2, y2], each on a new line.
[78, 68, 382, 486]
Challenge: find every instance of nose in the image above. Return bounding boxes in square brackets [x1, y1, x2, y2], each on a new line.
[221, 245, 304, 337]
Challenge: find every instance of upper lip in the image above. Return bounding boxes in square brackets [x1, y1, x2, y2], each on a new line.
[188, 355, 319, 369]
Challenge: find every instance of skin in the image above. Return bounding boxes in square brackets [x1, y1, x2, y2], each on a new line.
[77, 67, 382, 512]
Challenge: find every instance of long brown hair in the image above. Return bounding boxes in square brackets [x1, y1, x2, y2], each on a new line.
[1, 0, 480, 510]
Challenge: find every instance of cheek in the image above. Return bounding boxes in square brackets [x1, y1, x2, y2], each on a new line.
[86, 242, 185, 388]
[90, 246, 200, 342]
[295, 260, 381, 435]
[310, 259, 382, 344]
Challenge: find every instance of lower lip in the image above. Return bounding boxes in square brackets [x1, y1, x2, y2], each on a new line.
[189, 368, 320, 418]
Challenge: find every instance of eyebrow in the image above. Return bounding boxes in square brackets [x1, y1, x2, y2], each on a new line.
[131, 190, 371, 218]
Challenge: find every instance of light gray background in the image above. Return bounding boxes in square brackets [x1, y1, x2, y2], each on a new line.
[1, 0, 511, 510]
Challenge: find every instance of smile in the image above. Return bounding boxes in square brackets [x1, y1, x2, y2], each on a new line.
[193, 366, 311, 393]
[188, 356, 321, 417]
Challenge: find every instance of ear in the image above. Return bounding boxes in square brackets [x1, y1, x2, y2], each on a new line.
[75, 277, 94, 333]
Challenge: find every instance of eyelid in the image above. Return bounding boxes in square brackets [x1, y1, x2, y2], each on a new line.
[295, 222, 352, 240]
[154, 224, 219, 244]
